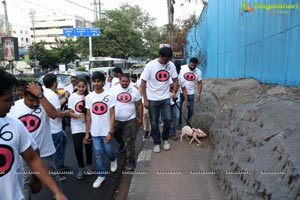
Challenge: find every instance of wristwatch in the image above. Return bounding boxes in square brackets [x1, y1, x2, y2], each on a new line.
[36, 92, 44, 99]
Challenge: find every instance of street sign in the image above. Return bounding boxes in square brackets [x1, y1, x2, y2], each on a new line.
[63, 28, 101, 37]
[63, 28, 75, 37]
[75, 28, 88, 36]
[88, 28, 101, 36]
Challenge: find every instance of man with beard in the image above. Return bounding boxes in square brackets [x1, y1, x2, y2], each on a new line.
[179, 57, 202, 124]
[112, 74, 143, 170]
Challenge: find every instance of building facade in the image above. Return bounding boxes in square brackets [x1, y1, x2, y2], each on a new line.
[11, 24, 31, 49]
[31, 14, 91, 49]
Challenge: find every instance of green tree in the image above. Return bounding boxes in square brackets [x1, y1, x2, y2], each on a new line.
[51, 38, 79, 64]
[77, 4, 166, 59]
[29, 42, 57, 68]
[171, 15, 196, 58]
[29, 39, 79, 69]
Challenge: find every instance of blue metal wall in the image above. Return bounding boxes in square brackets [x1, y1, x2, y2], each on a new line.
[186, 0, 300, 85]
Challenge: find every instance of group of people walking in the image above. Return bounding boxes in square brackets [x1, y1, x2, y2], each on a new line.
[0, 46, 202, 199]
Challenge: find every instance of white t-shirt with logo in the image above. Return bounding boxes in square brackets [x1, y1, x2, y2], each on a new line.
[43, 87, 63, 134]
[179, 64, 202, 95]
[141, 59, 177, 101]
[68, 92, 87, 134]
[0, 115, 31, 200]
[85, 90, 115, 137]
[9, 99, 56, 158]
[111, 84, 141, 121]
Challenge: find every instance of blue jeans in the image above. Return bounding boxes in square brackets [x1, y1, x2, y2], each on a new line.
[52, 130, 67, 169]
[179, 93, 195, 122]
[170, 103, 180, 135]
[148, 98, 172, 145]
[92, 136, 116, 177]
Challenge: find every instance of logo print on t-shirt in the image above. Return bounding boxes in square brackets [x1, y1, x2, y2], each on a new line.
[184, 72, 196, 81]
[155, 70, 170, 82]
[117, 92, 132, 103]
[19, 114, 41, 133]
[0, 144, 14, 177]
[169, 83, 174, 93]
[92, 102, 108, 115]
[75, 100, 86, 113]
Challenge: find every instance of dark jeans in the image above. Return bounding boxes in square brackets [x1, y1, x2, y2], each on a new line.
[72, 133, 93, 168]
[52, 130, 67, 169]
[114, 119, 138, 165]
[179, 93, 195, 122]
[148, 98, 172, 145]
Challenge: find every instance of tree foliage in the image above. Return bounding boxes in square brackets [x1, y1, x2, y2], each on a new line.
[29, 39, 78, 68]
[27, 4, 195, 67]
[168, 15, 196, 58]
[77, 4, 166, 59]
[51, 38, 79, 64]
[29, 42, 57, 68]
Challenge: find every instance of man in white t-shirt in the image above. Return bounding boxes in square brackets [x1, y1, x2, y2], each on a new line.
[0, 69, 67, 200]
[112, 74, 143, 170]
[84, 71, 117, 189]
[43, 74, 70, 179]
[64, 74, 77, 94]
[10, 82, 63, 199]
[140, 47, 178, 153]
[111, 66, 123, 86]
[179, 57, 203, 124]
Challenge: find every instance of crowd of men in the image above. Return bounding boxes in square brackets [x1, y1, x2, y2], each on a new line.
[0, 46, 202, 199]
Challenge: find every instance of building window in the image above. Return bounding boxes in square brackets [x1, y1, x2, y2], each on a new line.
[26, 38, 28, 43]
[20, 30, 23, 34]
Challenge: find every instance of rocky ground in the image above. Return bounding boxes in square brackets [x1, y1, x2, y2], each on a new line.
[189, 78, 300, 200]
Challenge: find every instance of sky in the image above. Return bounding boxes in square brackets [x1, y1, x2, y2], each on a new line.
[2, 0, 203, 27]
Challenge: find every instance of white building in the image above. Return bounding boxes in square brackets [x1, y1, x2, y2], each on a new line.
[31, 14, 92, 49]
[11, 24, 32, 49]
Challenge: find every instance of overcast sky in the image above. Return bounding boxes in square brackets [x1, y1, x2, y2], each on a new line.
[2, 0, 203, 27]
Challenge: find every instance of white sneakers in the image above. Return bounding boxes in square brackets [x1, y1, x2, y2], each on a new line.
[153, 145, 161, 153]
[153, 141, 171, 153]
[110, 159, 117, 172]
[163, 140, 171, 151]
[93, 176, 105, 188]
[92, 160, 117, 189]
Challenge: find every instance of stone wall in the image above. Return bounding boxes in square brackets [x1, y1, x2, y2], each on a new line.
[190, 78, 300, 200]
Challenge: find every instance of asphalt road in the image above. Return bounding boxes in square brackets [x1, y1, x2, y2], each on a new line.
[32, 125, 144, 200]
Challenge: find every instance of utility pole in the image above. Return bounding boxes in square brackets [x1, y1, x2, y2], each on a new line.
[91, 0, 98, 21]
[30, 9, 36, 43]
[167, 0, 175, 48]
[98, 0, 101, 20]
[2, 0, 10, 36]
[2, 0, 14, 74]
[30, 9, 37, 67]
